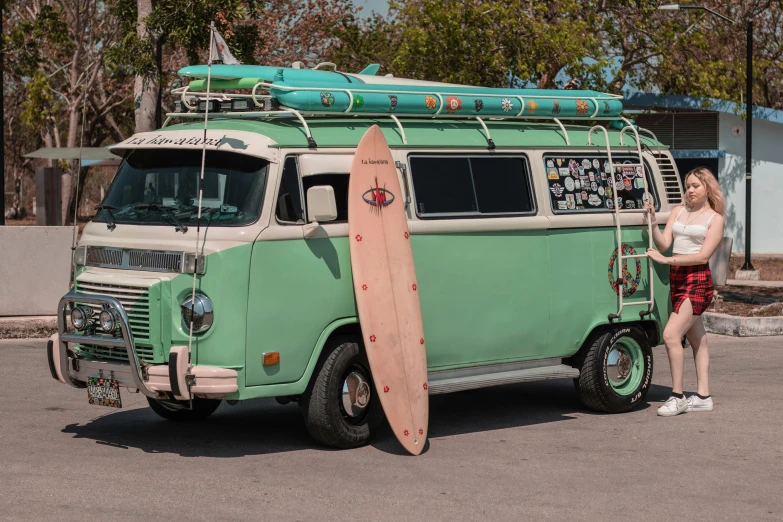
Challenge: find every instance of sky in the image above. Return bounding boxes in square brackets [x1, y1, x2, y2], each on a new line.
[355, 0, 390, 17]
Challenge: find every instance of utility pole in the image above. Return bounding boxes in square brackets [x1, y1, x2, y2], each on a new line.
[741, 20, 754, 270]
[1, 5, 5, 226]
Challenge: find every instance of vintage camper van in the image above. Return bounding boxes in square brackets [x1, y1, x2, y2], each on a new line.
[46, 64, 683, 448]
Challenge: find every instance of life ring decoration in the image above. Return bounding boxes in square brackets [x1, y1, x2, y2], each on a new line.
[608, 244, 642, 297]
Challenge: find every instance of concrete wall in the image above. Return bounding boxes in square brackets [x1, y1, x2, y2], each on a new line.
[0, 227, 73, 316]
[719, 113, 783, 253]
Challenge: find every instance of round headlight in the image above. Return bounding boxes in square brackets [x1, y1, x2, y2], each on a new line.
[99, 309, 120, 333]
[181, 294, 213, 333]
[70, 306, 93, 331]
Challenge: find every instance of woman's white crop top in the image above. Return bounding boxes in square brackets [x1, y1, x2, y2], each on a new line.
[672, 208, 717, 254]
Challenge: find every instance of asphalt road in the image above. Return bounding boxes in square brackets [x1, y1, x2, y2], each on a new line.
[1, 336, 781, 522]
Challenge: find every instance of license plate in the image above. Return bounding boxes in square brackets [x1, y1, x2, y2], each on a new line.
[87, 377, 122, 408]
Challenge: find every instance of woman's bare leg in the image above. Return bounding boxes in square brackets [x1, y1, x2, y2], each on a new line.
[662, 299, 697, 394]
[685, 316, 710, 396]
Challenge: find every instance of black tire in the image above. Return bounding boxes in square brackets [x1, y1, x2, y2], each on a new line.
[147, 397, 222, 421]
[573, 325, 653, 413]
[300, 336, 383, 449]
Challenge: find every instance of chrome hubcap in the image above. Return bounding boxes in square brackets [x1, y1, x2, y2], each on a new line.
[342, 371, 371, 418]
[607, 347, 633, 384]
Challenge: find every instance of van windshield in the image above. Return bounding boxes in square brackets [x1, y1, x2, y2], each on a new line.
[95, 149, 268, 227]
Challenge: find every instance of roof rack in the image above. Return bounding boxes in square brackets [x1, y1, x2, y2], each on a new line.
[163, 78, 657, 149]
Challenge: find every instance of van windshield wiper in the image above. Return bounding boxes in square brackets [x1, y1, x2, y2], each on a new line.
[132, 203, 189, 233]
[94, 204, 117, 231]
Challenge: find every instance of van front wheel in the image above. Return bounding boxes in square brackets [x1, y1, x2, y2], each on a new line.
[574, 325, 653, 413]
[146, 397, 222, 421]
[300, 337, 383, 449]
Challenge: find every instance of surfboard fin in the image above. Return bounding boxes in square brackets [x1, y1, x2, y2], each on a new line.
[358, 64, 380, 76]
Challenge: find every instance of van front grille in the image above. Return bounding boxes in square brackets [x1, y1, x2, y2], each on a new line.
[75, 281, 151, 342]
[75, 343, 155, 363]
[85, 247, 183, 273]
[86, 247, 123, 266]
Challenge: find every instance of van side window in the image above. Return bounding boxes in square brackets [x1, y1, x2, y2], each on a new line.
[409, 155, 534, 217]
[276, 156, 304, 223]
[544, 154, 658, 213]
[302, 173, 349, 222]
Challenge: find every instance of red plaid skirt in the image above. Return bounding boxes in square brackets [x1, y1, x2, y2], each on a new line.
[670, 264, 714, 315]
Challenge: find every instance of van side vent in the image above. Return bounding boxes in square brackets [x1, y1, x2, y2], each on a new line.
[653, 153, 683, 204]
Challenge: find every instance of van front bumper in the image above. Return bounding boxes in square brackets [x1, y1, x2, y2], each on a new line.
[52, 291, 237, 400]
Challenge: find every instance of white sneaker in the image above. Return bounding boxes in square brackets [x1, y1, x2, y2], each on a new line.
[657, 396, 688, 417]
[686, 395, 714, 412]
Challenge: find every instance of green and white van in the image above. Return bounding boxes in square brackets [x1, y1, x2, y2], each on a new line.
[47, 82, 684, 448]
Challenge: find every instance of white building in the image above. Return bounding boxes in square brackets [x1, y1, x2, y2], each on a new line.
[626, 93, 783, 254]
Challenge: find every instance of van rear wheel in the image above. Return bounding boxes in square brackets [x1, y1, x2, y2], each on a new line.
[300, 336, 383, 449]
[574, 325, 653, 413]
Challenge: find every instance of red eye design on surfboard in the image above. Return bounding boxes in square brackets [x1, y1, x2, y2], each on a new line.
[383, 386, 389, 393]
[412, 284, 417, 291]
[355, 234, 362, 242]
[362, 177, 395, 208]
[369, 335, 376, 343]
[362, 284, 368, 291]
[419, 429, 424, 435]
[420, 338, 424, 345]
[404, 430, 409, 436]
[404, 232, 409, 239]
[423, 383, 428, 390]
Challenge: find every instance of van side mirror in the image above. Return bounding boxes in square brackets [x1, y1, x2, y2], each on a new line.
[306, 185, 338, 223]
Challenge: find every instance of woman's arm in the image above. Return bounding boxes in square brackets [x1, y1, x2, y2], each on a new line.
[647, 214, 725, 266]
[645, 203, 679, 252]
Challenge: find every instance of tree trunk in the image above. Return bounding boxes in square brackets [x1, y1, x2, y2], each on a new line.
[134, 0, 157, 133]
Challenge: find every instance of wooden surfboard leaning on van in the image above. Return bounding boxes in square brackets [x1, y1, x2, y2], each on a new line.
[348, 125, 428, 456]
[46, 59, 682, 451]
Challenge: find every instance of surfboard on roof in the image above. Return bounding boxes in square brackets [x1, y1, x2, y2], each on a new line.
[176, 63, 625, 120]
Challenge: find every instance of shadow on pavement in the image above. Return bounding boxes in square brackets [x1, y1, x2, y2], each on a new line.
[61, 379, 665, 458]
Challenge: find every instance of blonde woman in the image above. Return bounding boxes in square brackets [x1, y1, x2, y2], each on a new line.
[644, 167, 725, 417]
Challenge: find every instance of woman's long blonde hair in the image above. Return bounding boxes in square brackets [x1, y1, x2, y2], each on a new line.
[685, 167, 725, 215]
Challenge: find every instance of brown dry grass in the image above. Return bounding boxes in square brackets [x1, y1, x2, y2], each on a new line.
[0, 319, 57, 340]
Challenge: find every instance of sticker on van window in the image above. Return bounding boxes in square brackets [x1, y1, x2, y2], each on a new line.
[550, 183, 564, 197]
[559, 168, 569, 177]
[566, 194, 575, 209]
[557, 201, 568, 210]
[606, 199, 614, 209]
[547, 168, 560, 180]
[564, 177, 575, 192]
[634, 177, 645, 189]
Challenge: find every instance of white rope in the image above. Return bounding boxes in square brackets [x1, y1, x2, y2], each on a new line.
[187, 22, 215, 357]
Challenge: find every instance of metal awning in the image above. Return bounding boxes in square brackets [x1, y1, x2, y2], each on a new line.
[23, 147, 122, 167]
